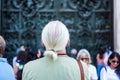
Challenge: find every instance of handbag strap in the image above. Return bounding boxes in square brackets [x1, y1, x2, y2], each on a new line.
[77, 60, 84, 80]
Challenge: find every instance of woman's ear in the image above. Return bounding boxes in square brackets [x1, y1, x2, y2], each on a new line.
[66, 40, 70, 47]
[109, 59, 111, 63]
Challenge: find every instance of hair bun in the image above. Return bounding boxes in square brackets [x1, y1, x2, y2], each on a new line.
[44, 50, 57, 61]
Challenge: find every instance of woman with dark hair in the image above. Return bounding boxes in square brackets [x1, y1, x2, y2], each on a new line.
[100, 52, 120, 80]
[26, 47, 41, 62]
[14, 51, 28, 80]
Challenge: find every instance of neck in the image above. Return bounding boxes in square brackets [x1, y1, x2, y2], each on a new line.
[110, 65, 116, 70]
[0, 54, 3, 57]
[57, 50, 68, 57]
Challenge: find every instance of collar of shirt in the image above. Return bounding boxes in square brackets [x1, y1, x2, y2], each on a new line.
[0, 58, 7, 62]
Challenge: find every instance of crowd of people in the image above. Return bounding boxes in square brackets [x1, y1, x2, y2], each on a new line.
[0, 20, 120, 80]
[12, 45, 42, 80]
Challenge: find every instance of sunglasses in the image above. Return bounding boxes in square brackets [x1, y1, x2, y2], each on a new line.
[111, 60, 119, 64]
[80, 58, 89, 61]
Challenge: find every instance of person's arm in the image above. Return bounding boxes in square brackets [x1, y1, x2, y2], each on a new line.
[100, 67, 107, 80]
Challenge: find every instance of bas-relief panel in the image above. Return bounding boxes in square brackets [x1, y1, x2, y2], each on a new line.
[1, 0, 113, 64]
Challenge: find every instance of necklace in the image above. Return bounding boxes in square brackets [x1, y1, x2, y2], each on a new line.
[57, 53, 68, 57]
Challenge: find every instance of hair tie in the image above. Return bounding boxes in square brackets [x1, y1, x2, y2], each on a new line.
[44, 49, 58, 61]
[51, 49, 55, 52]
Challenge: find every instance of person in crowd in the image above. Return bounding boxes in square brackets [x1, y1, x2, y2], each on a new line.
[96, 48, 105, 80]
[0, 35, 15, 80]
[22, 20, 89, 80]
[100, 52, 120, 80]
[12, 44, 26, 80]
[16, 44, 25, 54]
[70, 48, 77, 58]
[77, 49, 98, 80]
[13, 44, 25, 68]
[14, 51, 28, 80]
[104, 46, 112, 66]
[14, 47, 41, 80]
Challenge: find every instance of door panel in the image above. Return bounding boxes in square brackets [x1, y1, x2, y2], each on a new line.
[0, 0, 113, 64]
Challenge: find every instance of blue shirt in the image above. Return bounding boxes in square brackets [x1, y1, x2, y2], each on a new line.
[0, 58, 15, 80]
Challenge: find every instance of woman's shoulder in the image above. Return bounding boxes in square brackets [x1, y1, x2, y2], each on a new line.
[101, 65, 109, 72]
[89, 64, 96, 68]
[89, 64, 97, 73]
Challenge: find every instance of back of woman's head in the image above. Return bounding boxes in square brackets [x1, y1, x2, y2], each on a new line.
[41, 20, 70, 61]
[98, 47, 104, 59]
[17, 51, 27, 63]
[26, 47, 39, 61]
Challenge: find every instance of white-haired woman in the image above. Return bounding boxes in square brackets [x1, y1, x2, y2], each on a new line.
[77, 49, 98, 80]
[22, 20, 89, 80]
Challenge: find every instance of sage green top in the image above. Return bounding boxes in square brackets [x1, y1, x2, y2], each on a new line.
[22, 56, 89, 80]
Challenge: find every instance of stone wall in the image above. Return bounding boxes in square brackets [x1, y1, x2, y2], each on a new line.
[114, 0, 120, 53]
